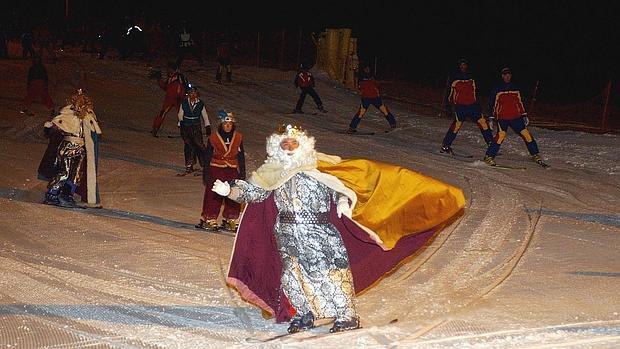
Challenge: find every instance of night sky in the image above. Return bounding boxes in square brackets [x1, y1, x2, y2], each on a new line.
[4, 1, 619, 102]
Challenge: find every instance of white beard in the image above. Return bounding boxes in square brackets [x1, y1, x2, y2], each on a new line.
[264, 133, 317, 172]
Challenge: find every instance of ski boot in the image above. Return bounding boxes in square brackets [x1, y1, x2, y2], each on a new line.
[532, 154, 550, 168]
[226, 71, 232, 83]
[287, 311, 315, 334]
[58, 194, 78, 208]
[195, 219, 219, 231]
[291, 109, 303, 114]
[318, 105, 327, 113]
[440, 145, 453, 155]
[177, 165, 195, 176]
[345, 127, 357, 134]
[43, 192, 60, 206]
[221, 218, 239, 232]
[329, 317, 360, 333]
[151, 128, 159, 138]
[483, 155, 496, 166]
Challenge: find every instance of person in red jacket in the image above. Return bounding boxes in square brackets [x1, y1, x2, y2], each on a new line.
[21, 56, 55, 118]
[151, 63, 186, 137]
[196, 110, 245, 231]
[440, 59, 493, 154]
[292, 63, 326, 114]
[484, 68, 548, 168]
[346, 65, 398, 133]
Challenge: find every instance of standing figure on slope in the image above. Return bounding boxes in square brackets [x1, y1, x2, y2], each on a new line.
[213, 124, 466, 335]
[483, 68, 548, 167]
[177, 85, 211, 175]
[196, 110, 246, 231]
[176, 23, 203, 68]
[291, 62, 327, 114]
[346, 65, 398, 133]
[21, 56, 55, 118]
[440, 59, 493, 154]
[38, 89, 102, 208]
[215, 39, 232, 83]
[151, 63, 186, 137]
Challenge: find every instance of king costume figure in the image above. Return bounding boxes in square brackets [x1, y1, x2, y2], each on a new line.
[211, 124, 466, 335]
[38, 89, 102, 208]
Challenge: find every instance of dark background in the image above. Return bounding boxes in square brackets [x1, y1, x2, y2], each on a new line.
[3, 0, 619, 103]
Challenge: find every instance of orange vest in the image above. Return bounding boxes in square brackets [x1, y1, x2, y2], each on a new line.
[209, 131, 242, 168]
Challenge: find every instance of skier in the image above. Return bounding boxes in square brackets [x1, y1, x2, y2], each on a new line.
[195, 110, 245, 231]
[346, 65, 398, 133]
[291, 63, 326, 114]
[177, 85, 211, 175]
[215, 39, 232, 83]
[484, 68, 548, 167]
[38, 89, 102, 208]
[176, 23, 203, 68]
[214, 124, 466, 334]
[151, 63, 186, 137]
[440, 59, 493, 154]
[21, 29, 35, 60]
[21, 56, 55, 118]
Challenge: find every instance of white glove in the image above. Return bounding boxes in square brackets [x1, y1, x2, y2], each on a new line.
[212, 179, 231, 196]
[337, 199, 352, 218]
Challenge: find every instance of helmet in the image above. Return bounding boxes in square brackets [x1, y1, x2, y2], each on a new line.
[218, 110, 235, 123]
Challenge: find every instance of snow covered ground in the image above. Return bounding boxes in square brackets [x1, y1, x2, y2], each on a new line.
[0, 52, 619, 348]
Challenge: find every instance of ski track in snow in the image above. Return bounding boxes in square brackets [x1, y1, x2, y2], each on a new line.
[0, 52, 619, 348]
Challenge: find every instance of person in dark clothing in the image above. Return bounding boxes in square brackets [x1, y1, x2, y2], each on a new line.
[0, 27, 8, 59]
[21, 57, 55, 117]
[216, 40, 232, 83]
[21, 30, 35, 59]
[196, 110, 245, 231]
[176, 25, 203, 68]
[177, 86, 211, 174]
[292, 63, 326, 114]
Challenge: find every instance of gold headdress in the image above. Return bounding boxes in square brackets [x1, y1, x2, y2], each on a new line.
[67, 89, 94, 118]
[276, 124, 306, 138]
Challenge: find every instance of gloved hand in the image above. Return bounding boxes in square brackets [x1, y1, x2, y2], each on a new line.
[337, 199, 352, 218]
[212, 179, 231, 196]
[522, 113, 529, 126]
[488, 116, 496, 131]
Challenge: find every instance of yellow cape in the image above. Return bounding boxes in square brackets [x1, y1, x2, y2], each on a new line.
[317, 157, 465, 249]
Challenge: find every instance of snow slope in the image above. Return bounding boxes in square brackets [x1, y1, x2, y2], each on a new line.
[0, 52, 618, 348]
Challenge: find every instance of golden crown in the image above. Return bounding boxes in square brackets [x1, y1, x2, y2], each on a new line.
[276, 124, 306, 138]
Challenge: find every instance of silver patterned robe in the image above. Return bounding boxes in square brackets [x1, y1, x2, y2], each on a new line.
[233, 172, 357, 320]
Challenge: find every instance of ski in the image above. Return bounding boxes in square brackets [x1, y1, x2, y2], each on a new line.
[384, 127, 409, 134]
[298, 319, 398, 342]
[438, 149, 474, 159]
[176, 169, 200, 177]
[289, 111, 318, 116]
[336, 130, 375, 136]
[244, 322, 339, 343]
[486, 164, 527, 170]
[245, 318, 397, 343]
[194, 225, 235, 237]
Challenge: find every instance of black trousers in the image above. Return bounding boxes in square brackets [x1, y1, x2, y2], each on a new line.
[180, 124, 206, 168]
[295, 87, 323, 111]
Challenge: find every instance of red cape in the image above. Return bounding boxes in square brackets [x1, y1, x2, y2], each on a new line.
[226, 194, 435, 322]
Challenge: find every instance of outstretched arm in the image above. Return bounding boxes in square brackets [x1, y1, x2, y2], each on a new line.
[213, 179, 270, 203]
